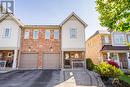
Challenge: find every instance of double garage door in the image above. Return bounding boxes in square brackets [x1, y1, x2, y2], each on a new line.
[19, 53, 60, 69]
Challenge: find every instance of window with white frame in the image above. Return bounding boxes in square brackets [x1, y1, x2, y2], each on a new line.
[33, 30, 39, 39]
[104, 35, 109, 44]
[70, 28, 77, 39]
[128, 35, 130, 43]
[45, 30, 50, 39]
[54, 30, 59, 39]
[3, 27, 11, 38]
[113, 34, 125, 45]
[24, 30, 30, 39]
[110, 53, 118, 60]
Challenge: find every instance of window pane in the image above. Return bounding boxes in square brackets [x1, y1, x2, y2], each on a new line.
[45, 30, 50, 39]
[70, 28, 77, 38]
[54, 30, 59, 39]
[24, 31, 30, 39]
[3, 27, 11, 38]
[114, 34, 125, 45]
[33, 30, 39, 39]
[128, 36, 130, 43]
[104, 36, 109, 43]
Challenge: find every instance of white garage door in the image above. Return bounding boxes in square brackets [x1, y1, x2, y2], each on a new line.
[19, 53, 38, 69]
[43, 53, 60, 69]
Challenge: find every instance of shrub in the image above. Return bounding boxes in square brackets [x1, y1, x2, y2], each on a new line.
[86, 58, 94, 71]
[107, 60, 119, 68]
[95, 62, 124, 78]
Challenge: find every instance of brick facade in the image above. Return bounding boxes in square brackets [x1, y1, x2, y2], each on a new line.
[21, 25, 61, 68]
[86, 34, 102, 64]
[86, 30, 130, 68]
[86, 33, 116, 65]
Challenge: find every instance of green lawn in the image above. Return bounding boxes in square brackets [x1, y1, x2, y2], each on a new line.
[119, 75, 130, 85]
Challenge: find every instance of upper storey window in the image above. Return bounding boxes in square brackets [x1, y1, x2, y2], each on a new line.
[70, 28, 77, 39]
[113, 33, 126, 45]
[33, 30, 39, 39]
[3, 27, 11, 39]
[24, 30, 30, 39]
[128, 35, 130, 43]
[103, 35, 109, 44]
[45, 30, 50, 39]
[54, 30, 59, 39]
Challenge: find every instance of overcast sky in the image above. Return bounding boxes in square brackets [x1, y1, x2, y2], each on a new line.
[13, 0, 106, 40]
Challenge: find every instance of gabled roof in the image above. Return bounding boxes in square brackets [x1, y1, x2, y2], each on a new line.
[0, 13, 24, 27]
[86, 30, 110, 42]
[60, 12, 87, 27]
[96, 30, 110, 34]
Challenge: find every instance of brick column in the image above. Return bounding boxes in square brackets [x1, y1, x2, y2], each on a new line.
[37, 48, 43, 69]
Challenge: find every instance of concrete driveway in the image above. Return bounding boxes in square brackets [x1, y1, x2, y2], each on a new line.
[0, 69, 105, 87]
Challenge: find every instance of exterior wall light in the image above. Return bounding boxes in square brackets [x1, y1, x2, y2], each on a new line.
[50, 47, 53, 52]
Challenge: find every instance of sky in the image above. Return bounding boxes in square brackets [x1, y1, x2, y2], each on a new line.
[10, 0, 106, 40]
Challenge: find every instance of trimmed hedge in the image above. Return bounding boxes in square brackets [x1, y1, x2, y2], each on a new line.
[86, 58, 94, 71]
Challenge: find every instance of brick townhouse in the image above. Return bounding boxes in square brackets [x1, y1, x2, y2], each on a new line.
[0, 12, 87, 69]
[20, 25, 61, 69]
[86, 30, 130, 69]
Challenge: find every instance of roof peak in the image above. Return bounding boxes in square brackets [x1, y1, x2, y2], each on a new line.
[60, 12, 87, 27]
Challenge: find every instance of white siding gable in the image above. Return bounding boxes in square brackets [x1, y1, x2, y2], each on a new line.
[0, 18, 21, 49]
[62, 16, 85, 50]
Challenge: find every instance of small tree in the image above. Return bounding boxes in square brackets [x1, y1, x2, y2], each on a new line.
[96, 0, 130, 31]
[86, 58, 95, 70]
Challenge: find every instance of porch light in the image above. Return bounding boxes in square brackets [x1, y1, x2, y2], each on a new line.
[50, 47, 53, 52]
[28, 46, 31, 52]
[39, 45, 42, 48]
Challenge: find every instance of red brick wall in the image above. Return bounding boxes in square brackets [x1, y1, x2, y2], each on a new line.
[21, 26, 61, 68]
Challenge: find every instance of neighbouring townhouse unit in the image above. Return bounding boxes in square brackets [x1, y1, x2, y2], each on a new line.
[0, 14, 24, 69]
[86, 30, 130, 69]
[0, 12, 87, 70]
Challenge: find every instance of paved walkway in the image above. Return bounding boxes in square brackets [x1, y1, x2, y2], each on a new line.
[58, 69, 105, 87]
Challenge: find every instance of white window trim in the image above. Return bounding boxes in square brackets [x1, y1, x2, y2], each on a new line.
[33, 30, 39, 39]
[128, 35, 130, 43]
[104, 35, 110, 44]
[70, 28, 77, 39]
[45, 30, 50, 39]
[54, 30, 59, 39]
[3, 27, 12, 39]
[112, 32, 127, 46]
[24, 30, 30, 39]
